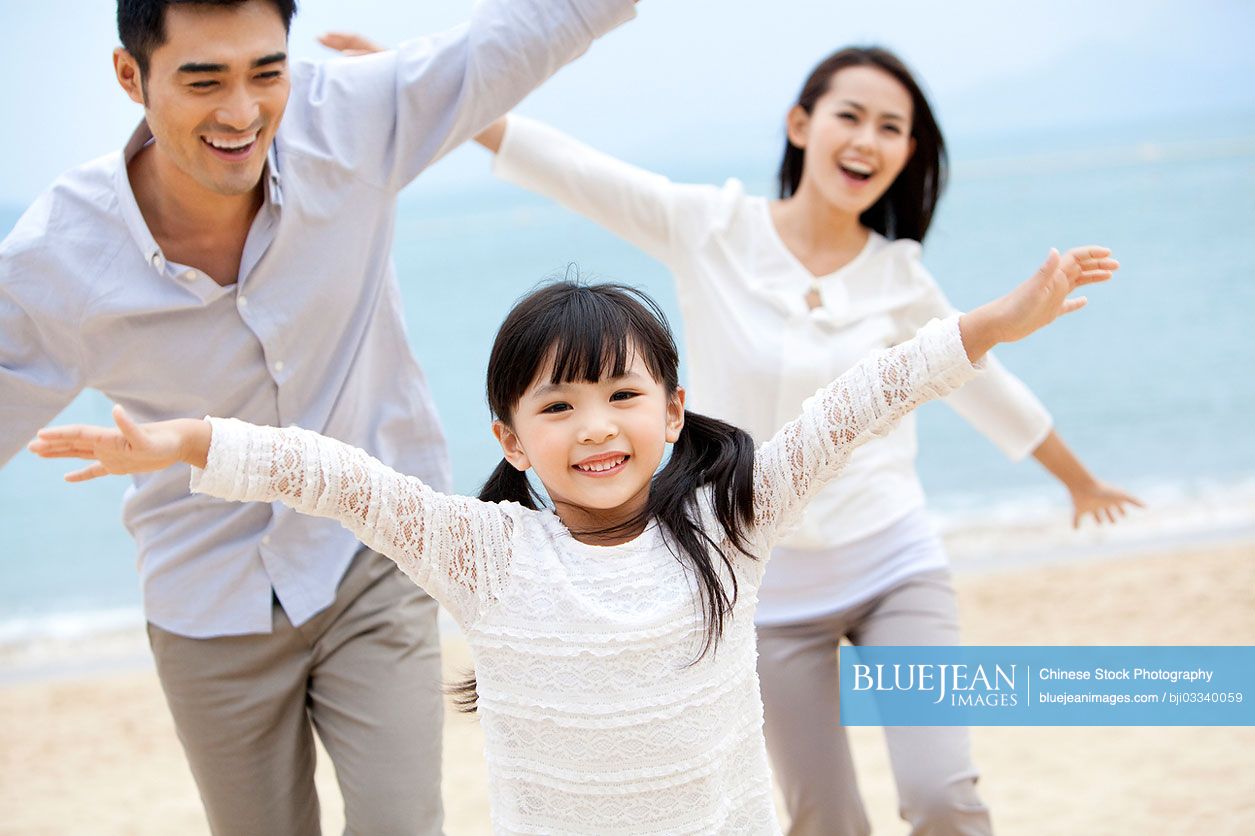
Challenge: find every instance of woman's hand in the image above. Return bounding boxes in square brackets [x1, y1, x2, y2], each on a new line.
[959, 246, 1118, 361]
[317, 31, 507, 150]
[317, 32, 385, 56]
[1068, 478, 1145, 528]
[27, 405, 210, 482]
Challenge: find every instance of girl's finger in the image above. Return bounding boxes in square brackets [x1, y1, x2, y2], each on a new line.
[65, 463, 110, 483]
[1075, 270, 1113, 286]
[1059, 296, 1088, 316]
[113, 405, 145, 445]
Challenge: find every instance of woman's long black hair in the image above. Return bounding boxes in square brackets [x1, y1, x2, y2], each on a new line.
[451, 281, 757, 712]
[777, 46, 948, 243]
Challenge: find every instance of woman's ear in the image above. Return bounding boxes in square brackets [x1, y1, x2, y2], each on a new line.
[665, 387, 686, 444]
[492, 420, 530, 471]
[785, 104, 811, 149]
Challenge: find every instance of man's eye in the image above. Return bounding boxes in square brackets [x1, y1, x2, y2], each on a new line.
[189, 81, 219, 89]
[256, 71, 283, 81]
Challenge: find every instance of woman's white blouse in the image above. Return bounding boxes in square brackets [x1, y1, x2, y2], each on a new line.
[191, 318, 980, 835]
[494, 116, 1052, 616]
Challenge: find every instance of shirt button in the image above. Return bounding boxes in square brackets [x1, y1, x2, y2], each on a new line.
[261, 535, 271, 546]
[183, 270, 197, 282]
[273, 360, 285, 373]
[237, 295, 248, 308]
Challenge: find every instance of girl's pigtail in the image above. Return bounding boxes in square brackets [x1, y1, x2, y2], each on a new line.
[649, 409, 757, 660]
[478, 458, 543, 509]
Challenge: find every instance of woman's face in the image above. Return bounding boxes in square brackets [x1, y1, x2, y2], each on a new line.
[787, 65, 916, 215]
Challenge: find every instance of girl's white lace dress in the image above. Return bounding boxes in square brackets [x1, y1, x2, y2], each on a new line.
[190, 317, 980, 835]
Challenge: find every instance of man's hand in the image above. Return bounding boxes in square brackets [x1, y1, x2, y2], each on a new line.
[28, 406, 210, 481]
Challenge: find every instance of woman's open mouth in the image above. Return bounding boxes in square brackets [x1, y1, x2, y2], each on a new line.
[838, 161, 874, 185]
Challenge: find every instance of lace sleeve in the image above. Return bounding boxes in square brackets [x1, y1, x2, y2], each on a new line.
[751, 316, 981, 545]
[189, 418, 514, 629]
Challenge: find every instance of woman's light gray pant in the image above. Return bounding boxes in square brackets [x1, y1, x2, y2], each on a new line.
[756, 569, 993, 836]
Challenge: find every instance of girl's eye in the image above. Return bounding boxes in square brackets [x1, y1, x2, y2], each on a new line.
[541, 402, 570, 414]
[610, 391, 639, 402]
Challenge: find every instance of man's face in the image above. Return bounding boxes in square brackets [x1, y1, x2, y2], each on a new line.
[117, 0, 291, 197]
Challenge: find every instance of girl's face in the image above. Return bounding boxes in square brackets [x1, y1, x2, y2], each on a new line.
[787, 65, 916, 215]
[492, 349, 685, 523]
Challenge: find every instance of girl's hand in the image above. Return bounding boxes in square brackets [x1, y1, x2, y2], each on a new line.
[1069, 479, 1145, 528]
[317, 32, 385, 56]
[27, 405, 210, 482]
[959, 245, 1118, 361]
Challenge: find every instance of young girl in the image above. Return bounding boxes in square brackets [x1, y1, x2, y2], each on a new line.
[321, 33, 1143, 832]
[31, 253, 1114, 834]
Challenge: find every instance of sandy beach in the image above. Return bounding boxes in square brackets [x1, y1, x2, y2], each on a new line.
[2, 541, 1253, 835]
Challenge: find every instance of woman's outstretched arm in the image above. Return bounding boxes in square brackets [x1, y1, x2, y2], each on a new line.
[29, 409, 512, 627]
[752, 247, 1120, 544]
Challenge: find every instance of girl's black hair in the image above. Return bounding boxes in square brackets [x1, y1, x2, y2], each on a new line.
[777, 46, 948, 243]
[450, 280, 757, 712]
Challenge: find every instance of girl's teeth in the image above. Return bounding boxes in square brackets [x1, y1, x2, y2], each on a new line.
[577, 456, 625, 472]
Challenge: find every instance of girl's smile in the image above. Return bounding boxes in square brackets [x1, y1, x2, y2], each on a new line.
[492, 348, 685, 539]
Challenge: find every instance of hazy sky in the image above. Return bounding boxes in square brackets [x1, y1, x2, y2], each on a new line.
[3, 0, 1254, 205]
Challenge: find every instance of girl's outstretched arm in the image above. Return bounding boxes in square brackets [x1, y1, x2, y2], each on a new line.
[29, 409, 512, 628]
[752, 247, 1119, 544]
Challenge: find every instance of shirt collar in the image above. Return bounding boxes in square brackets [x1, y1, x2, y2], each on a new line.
[114, 119, 284, 275]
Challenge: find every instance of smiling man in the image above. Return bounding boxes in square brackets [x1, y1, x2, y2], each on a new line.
[0, 0, 636, 833]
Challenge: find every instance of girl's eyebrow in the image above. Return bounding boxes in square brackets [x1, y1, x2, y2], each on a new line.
[528, 370, 648, 399]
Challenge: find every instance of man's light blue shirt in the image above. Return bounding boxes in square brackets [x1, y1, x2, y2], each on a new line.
[0, 0, 635, 637]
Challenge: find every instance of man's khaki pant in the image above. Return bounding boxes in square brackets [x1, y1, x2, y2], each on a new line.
[148, 549, 445, 836]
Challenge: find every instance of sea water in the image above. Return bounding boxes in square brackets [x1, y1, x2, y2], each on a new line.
[2, 117, 1253, 646]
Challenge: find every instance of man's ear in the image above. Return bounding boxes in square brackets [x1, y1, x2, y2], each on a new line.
[665, 387, 686, 444]
[114, 48, 146, 106]
[785, 104, 811, 149]
[492, 419, 531, 471]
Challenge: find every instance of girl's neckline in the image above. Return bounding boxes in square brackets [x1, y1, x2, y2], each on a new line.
[542, 510, 661, 553]
[760, 198, 879, 283]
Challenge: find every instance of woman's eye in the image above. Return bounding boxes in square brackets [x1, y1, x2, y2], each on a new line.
[882, 124, 903, 135]
[837, 112, 858, 122]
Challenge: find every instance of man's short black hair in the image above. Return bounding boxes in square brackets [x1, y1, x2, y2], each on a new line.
[118, 0, 298, 76]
